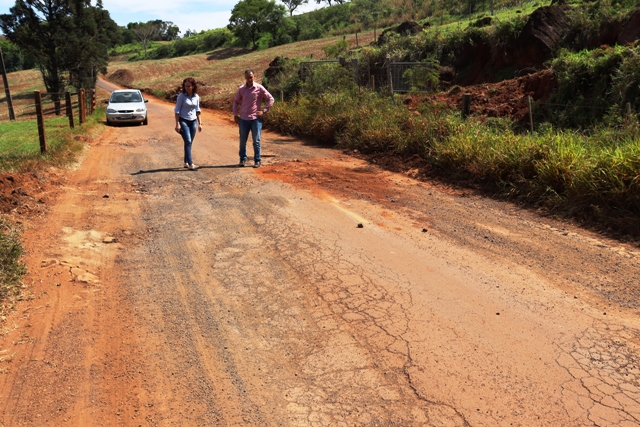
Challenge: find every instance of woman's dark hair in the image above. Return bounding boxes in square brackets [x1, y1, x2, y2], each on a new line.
[182, 77, 198, 94]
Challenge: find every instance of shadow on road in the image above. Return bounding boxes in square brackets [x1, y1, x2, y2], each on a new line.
[131, 164, 241, 175]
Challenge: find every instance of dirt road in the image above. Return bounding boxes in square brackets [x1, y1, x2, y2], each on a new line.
[1, 79, 639, 427]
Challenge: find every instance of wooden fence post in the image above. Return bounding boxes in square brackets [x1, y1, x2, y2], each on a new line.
[528, 95, 534, 132]
[34, 91, 47, 153]
[356, 32, 359, 47]
[0, 47, 16, 121]
[78, 89, 85, 124]
[625, 102, 633, 126]
[90, 89, 96, 114]
[461, 93, 471, 119]
[65, 91, 74, 129]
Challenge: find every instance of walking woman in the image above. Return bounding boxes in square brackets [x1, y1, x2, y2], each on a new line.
[174, 77, 202, 170]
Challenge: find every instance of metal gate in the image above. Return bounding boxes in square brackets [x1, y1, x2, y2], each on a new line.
[387, 60, 435, 93]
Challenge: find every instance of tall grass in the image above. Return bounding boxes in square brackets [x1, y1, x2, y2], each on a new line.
[269, 91, 640, 232]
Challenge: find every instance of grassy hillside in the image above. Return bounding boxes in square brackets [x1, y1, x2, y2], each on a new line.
[106, 32, 366, 100]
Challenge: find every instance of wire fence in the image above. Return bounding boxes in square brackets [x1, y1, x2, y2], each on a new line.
[0, 91, 91, 121]
[1, 89, 96, 153]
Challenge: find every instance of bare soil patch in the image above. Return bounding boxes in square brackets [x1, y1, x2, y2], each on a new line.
[420, 69, 557, 123]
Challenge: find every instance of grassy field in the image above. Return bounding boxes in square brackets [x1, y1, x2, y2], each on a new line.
[0, 65, 106, 171]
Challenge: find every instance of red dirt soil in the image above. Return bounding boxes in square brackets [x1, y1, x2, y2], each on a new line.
[413, 69, 557, 123]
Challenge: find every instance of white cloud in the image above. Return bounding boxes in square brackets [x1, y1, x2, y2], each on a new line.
[2, 0, 323, 36]
[104, 0, 322, 34]
[103, 0, 235, 33]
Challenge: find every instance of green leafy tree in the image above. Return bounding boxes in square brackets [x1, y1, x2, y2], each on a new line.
[150, 19, 180, 40]
[228, 0, 286, 50]
[65, 0, 122, 89]
[0, 38, 36, 71]
[1, 0, 72, 113]
[0, 0, 119, 113]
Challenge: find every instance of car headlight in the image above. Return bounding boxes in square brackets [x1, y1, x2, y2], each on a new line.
[106, 108, 117, 113]
[135, 108, 146, 112]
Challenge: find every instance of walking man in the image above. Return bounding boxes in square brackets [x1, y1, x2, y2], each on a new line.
[233, 69, 275, 168]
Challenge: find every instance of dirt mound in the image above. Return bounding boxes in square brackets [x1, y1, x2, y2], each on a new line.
[201, 95, 234, 112]
[264, 56, 285, 83]
[0, 172, 52, 218]
[108, 69, 135, 87]
[423, 69, 557, 123]
[378, 21, 424, 44]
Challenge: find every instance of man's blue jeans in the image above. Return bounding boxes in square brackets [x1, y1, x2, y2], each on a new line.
[238, 118, 262, 163]
[179, 118, 198, 165]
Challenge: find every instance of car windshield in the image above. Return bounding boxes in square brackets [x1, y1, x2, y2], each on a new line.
[111, 92, 142, 103]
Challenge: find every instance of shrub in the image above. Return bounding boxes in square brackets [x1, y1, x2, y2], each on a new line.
[322, 40, 350, 58]
[545, 45, 632, 127]
[611, 47, 640, 113]
[201, 28, 233, 51]
[173, 38, 199, 57]
[152, 44, 173, 59]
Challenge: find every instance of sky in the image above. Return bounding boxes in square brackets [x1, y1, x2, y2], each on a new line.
[0, 0, 321, 36]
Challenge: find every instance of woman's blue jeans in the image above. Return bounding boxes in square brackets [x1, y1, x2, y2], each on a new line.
[179, 118, 198, 164]
[238, 118, 262, 162]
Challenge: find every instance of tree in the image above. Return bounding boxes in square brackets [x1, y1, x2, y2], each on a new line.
[149, 19, 180, 40]
[228, 0, 286, 50]
[281, 0, 308, 16]
[183, 28, 197, 38]
[131, 22, 160, 57]
[315, 0, 333, 7]
[1, 0, 71, 114]
[0, 0, 120, 113]
[65, 0, 122, 89]
[0, 38, 36, 72]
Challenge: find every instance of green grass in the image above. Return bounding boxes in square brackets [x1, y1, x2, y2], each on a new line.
[0, 115, 84, 170]
[0, 107, 105, 171]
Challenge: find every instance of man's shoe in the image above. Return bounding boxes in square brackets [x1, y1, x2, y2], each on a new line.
[253, 161, 261, 168]
[184, 163, 189, 168]
[239, 159, 246, 167]
[189, 164, 198, 170]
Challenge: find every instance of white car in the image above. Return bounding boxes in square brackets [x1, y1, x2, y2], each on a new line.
[105, 89, 148, 125]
